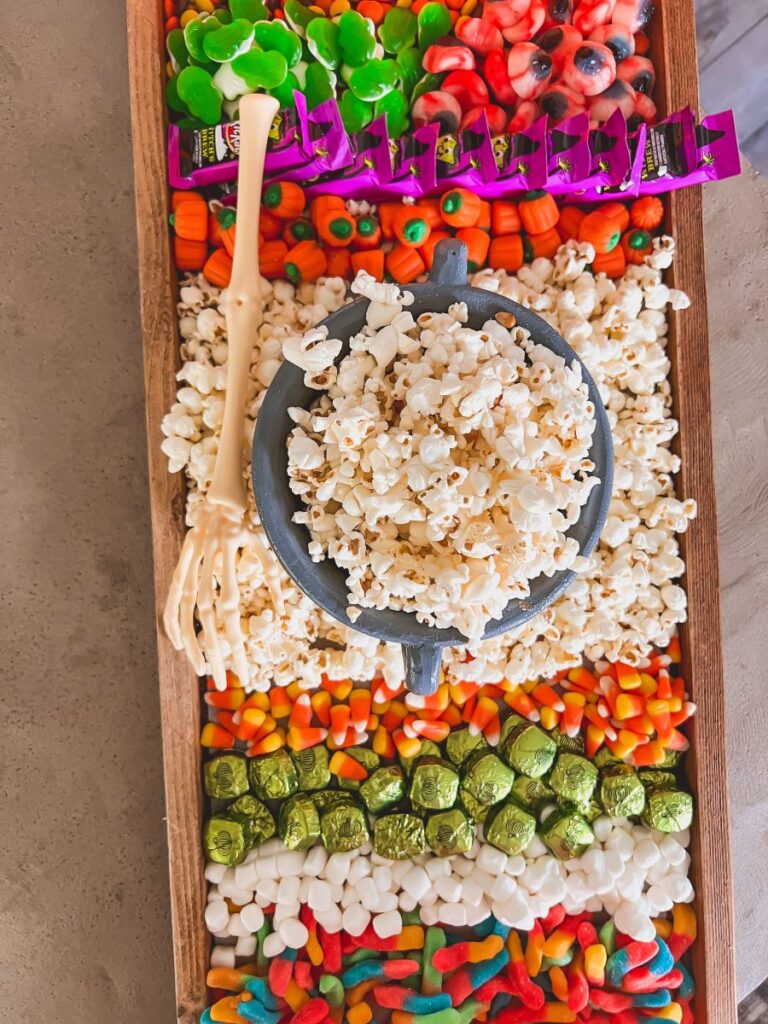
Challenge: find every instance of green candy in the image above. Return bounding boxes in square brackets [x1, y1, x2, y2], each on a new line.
[269, 71, 301, 109]
[400, 739, 440, 776]
[553, 730, 586, 756]
[304, 62, 336, 109]
[338, 10, 377, 67]
[374, 813, 427, 859]
[230, 0, 269, 20]
[600, 764, 647, 818]
[641, 789, 694, 833]
[167, 76, 189, 115]
[248, 748, 298, 801]
[306, 18, 341, 69]
[319, 975, 345, 1007]
[339, 90, 374, 133]
[593, 746, 622, 769]
[461, 750, 515, 807]
[444, 727, 487, 768]
[485, 801, 537, 855]
[638, 770, 678, 790]
[379, 7, 417, 52]
[549, 753, 599, 806]
[203, 18, 254, 62]
[411, 72, 443, 104]
[213, 8, 233, 23]
[500, 723, 557, 779]
[540, 807, 594, 860]
[204, 812, 252, 866]
[499, 713, 526, 747]
[395, 47, 423, 100]
[458, 785, 492, 825]
[291, 745, 331, 790]
[312, 790, 351, 813]
[221, 49, 288, 93]
[360, 766, 405, 813]
[176, 66, 222, 126]
[511, 774, 555, 813]
[338, 748, 380, 791]
[167, 28, 189, 71]
[423, 928, 446, 994]
[284, 0, 322, 36]
[278, 794, 321, 850]
[349, 59, 399, 101]
[184, 16, 221, 62]
[229, 795, 276, 846]
[425, 808, 475, 856]
[320, 801, 370, 853]
[417, 2, 452, 50]
[204, 754, 249, 800]
[410, 757, 459, 812]
[253, 21, 302, 66]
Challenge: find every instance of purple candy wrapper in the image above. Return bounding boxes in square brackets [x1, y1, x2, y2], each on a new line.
[277, 96, 354, 183]
[380, 123, 439, 198]
[546, 113, 591, 194]
[638, 108, 740, 194]
[305, 116, 392, 198]
[433, 112, 498, 192]
[575, 123, 646, 202]
[478, 117, 549, 198]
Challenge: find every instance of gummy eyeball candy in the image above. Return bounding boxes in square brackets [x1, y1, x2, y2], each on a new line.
[455, 17, 504, 54]
[535, 24, 583, 74]
[612, 0, 653, 31]
[539, 81, 586, 119]
[589, 22, 635, 61]
[617, 54, 655, 93]
[422, 40, 476, 72]
[632, 90, 657, 123]
[484, 46, 520, 105]
[462, 102, 508, 133]
[412, 90, 463, 131]
[561, 41, 616, 95]
[501, 0, 547, 43]
[507, 98, 541, 131]
[572, 0, 616, 34]
[482, 0, 533, 32]
[588, 78, 635, 124]
[507, 42, 554, 99]
[441, 69, 490, 110]
[543, 0, 574, 27]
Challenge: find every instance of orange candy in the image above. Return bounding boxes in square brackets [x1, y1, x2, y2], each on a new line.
[329, 750, 369, 780]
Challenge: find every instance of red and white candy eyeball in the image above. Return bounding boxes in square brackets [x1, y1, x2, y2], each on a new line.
[632, 91, 657, 123]
[501, 0, 546, 43]
[612, 0, 653, 32]
[461, 103, 508, 133]
[507, 42, 554, 99]
[507, 99, 542, 132]
[572, 0, 617, 34]
[561, 41, 616, 95]
[483, 47, 519, 105]
[589, 22, 635, 62]
[588, 79, 635, 125]
[534, 24, 583, 75]
[539, 82, 587, 122]
[482, 0, 533, 32]
[543, 0, 573, 28]
[616, 54, 655, 94]
[412, 91, 463, 132]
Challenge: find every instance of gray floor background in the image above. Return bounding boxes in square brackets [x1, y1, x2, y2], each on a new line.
[1, 1, 766, 1021]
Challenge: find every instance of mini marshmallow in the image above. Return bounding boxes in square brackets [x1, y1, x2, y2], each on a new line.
[373, 911, 403, 938]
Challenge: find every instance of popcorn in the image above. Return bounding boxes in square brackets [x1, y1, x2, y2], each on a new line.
[162, 242, 695, 690]
[287, 284, 600, 640]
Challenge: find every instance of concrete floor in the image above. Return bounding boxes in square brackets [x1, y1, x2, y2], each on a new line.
[2, 1, 767, 1021]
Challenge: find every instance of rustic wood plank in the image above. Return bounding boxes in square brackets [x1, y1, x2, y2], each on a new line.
[652, 2, 737, 1022]
[124, 1, 209, 1020]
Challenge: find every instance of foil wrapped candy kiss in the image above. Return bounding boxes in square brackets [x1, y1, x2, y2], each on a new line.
[253, 240, 615, 695]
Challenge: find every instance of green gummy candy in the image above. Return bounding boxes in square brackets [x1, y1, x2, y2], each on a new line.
[230, 0, 269, 20]
[338, 10, 377, 67]
[339, 89, 374, 133]
[349, 59, 399, 101]
[177, 66, 222, 126]
[213, 8, 233, 23]
[231, 48, 289, 89]
[203, 18, 254, 63]
[284, 0, 321, 35]
[166, 75, 189, 114]
[269, 71, 301, 109]
[411, 72, 443, 104]
[253, 21, 302, 67]
[304, 62, 336, 109]
[167, 28, 189, 71]
[306, 18, 341, 69]
[395, 47, 422, 99]
[183, 17, 221, 62]
[375, 89, 409, 138]
[417, 1, 452, 51]
[379, 7, 417, 52]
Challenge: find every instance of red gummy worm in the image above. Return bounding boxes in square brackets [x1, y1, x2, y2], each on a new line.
[383, 960, 421, 980]
[372, 985, 409, 1009]
[443, 967, 472, 1006]
[291, 998, 330, 1024]
[576, 922, 598, 949]
[269, 958, 294, 998]
[540, 905, 567, 934]
[294, 961, 314, 990]
[433, 943, 471, 972]
[319, 929, 342, 973]
[474, 978, 516, 1002]
[506, 964, 546, 1011]
[587, 990, 634, 1013]
[566, 970, 589, 1013]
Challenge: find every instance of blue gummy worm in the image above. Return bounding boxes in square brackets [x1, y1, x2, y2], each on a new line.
[647, 938, 674, 979]
[633, 988, 672, 1009]
[677, 962, 695, 1000]
[243, 977, 281, 1010]
[237, 1001, 283, 1024]
[403, 993, 452, 1014]
[341, 962, 384, 987]
[199, 1011, 214, 1024]
[467, 949, 510, 986]
[491, 920, 511, 940]
[606, 948, 630, 986]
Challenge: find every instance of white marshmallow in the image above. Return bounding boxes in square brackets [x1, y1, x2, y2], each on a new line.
[240, 903, 265, 932]
[210, 945, 236, 969]
[342, 903, 371, 936]
[373, 910, 402, 938]
[204, 900, 230, 933]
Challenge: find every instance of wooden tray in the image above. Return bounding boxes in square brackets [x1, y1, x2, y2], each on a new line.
[125, 1, 737, 1020]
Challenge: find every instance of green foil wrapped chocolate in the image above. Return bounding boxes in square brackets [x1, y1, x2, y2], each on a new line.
[659, 748, 682, 769]
[374, 813, 426, 859]
[204, 754, 250, 800]
[642, 789, 694, 833]
[458, 785, 492, 824]
[312, 790, 351, 813]
[461, 750, 514, 807]
[278, 794, 321, 850]
[400, 739, 440, 775]
[511, 774, 555, 813]
[484, 801, 537, 855]
[339, 747, 380, 791]
[248, 749, 298, 801]
[360, 765, 405, 813]
[291, 746, 331, 790]
[444, 727, 488, 767]
[204, 812, 252, 866]
[553, 730, 586, 756]
[229, 795, 276, 847]
[579, 796, 604, 823]
[549, 753, 598, 805]
[501, 723, 557, 778]
[410, 757, 459, 812]
[600, 765, 646, 818]
[593, 747, 622, 770]
[638, 770, 678, 791]
[540, 807, 594, 860]
[425, 808, 475, 856]
[499, 713, 525, 747]
[320, 800, 369, 852]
